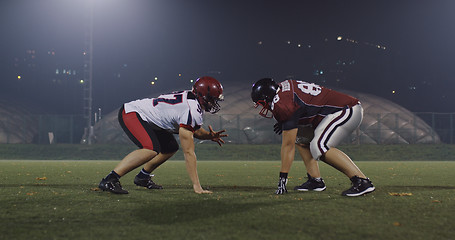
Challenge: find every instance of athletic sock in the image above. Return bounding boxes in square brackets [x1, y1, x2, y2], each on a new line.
[106, 170, 121, 180]
[279, 172, 288, 179]
[136, 168, 151, 179]
[307, 173, 322, 181]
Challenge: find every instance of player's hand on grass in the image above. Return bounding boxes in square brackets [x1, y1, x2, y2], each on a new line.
[275, 177, 288, 194]
[193, 185, 213, 194]
[196, 189, 213, 194]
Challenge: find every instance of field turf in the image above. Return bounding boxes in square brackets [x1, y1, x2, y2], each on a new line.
[0, 160, 454, 240]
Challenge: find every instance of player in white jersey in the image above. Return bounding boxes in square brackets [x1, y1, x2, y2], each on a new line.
[99, 76, 227, 194]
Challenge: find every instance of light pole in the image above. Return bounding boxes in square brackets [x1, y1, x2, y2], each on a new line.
[82, 0, 94, 144]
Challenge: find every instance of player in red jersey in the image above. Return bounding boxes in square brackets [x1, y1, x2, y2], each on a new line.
[251, 78, 375, 197]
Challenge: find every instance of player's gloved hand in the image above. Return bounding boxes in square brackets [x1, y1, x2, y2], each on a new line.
[273, 122, 282, 135]
[275, 177, 288, 194]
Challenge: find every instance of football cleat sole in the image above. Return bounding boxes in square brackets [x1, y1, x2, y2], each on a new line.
[295, 186, 327, 192]
[343, 186, 375, 197]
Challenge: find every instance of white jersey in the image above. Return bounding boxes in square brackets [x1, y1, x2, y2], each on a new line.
[123, 90, 203, 133]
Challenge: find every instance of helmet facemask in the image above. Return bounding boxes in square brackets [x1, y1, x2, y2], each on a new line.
[201, 94, 224, 114]
[254, 99, 273, 118]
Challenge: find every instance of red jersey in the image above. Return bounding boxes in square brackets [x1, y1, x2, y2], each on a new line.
[271, 80, 359, 128]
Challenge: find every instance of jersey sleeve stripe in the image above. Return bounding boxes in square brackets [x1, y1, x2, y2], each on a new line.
[179, 124, 195, 132]
[186, 109, 193, 126]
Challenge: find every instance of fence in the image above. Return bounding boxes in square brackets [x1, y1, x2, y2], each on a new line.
[416, 112, 455, 144]
[0, 114, 85, 144]
[201, 112, 445, 145]
[1, 112, 454, 144]
[35, 115, 86, 144]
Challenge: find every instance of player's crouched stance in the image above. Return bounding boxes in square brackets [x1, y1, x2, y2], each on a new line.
[251, 78, 375, 197]
[99, 76, 227, 194]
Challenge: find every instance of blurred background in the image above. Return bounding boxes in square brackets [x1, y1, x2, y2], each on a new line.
[0, 0, 454, 144]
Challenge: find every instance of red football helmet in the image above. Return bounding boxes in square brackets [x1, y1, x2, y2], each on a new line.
[192, 76, 224, 114]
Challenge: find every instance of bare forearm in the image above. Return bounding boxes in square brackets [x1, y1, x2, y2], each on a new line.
[179, 127, 212, 194]
[193, 128, 210, 140]
[280, 129, 298, 173]
[184, 151, 201, 187]
[280, 142, 295, 172]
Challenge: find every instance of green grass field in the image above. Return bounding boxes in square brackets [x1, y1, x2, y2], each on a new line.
[1, 160, 454, 240]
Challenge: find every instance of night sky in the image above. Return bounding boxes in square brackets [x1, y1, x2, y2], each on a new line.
[1, 0, 454, 115]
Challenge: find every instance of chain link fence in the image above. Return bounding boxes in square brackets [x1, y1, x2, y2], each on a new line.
[415, 112, 455, 144]
[0, 114, 85, 144]
[201, 112, 443, 145]
[0, 112, 454, 144]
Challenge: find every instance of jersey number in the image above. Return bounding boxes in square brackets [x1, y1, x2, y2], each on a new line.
[297, 81, 322, 96]
[153, 94, 183, 106]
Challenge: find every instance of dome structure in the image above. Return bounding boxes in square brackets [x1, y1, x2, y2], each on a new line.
[94, 83, 440, 145]
[341, 90, 439, 144]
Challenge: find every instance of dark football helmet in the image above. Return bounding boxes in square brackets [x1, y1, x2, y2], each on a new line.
[251, 78, 279, 118]
[192, 76, 224, 114]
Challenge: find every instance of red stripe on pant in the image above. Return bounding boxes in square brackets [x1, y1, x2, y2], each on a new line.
[122, 110, 155, 150]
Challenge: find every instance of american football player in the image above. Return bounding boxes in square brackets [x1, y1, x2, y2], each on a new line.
[99, 76, 227, 194]
[251, 78, 375, 197]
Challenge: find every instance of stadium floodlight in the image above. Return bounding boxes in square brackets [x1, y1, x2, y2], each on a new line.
[81, 0, 95, 144]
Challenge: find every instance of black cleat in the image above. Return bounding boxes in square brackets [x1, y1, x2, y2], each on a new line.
[134, 175, 163, 189]
[99, 177, 129, 194]
[342, 176, 375, 197]
[294, 173, 326, 192]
